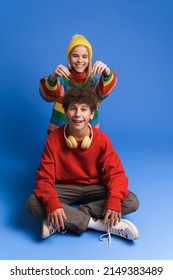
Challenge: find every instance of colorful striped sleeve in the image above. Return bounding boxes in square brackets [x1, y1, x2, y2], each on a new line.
[39, 76, 66, 102]
[97, 69, 117, 99]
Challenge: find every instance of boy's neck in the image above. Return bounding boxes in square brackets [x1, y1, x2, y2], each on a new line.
[66, 124, 90, 141]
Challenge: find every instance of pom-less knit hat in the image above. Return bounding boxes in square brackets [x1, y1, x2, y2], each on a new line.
[66, 34, 92, 58]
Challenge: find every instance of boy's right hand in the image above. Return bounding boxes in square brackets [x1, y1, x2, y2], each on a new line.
[50, 64, 70, 82]
[48, 208, 67, 232]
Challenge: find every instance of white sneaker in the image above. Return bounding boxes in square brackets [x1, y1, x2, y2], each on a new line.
[110, 219, 139, 240]
[42, 219, 57, 239]
[100, 219, 139, 246]
[41, 219, 67, 239]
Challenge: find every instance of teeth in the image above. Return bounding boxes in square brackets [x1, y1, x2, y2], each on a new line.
[73, 120, 82, 123]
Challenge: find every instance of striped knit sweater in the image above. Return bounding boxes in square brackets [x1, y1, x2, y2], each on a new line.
[39, 69, 117, 134]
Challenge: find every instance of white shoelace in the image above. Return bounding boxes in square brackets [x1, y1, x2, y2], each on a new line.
[100, 226, 112, 247]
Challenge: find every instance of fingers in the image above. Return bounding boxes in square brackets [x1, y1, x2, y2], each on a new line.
[103, 210, 122, 227]
[103, 209, 111, 225]
[55, 64, 70, 78]
[52, 212, 61, 232]
[109, 211, 117, 228]
[92, 61, 108, 74]
[117, 212, 121, 223]
[48, 208, 67, 232]
[112, 212, 121, 226]
[58, 209, 67, 230]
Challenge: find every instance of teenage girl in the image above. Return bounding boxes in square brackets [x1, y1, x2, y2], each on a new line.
[39, 34, 117, 134]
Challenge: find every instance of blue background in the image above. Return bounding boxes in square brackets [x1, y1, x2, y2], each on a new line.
[0, 0, 173, 259]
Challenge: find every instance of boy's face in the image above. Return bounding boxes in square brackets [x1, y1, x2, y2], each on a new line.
[65, 103, 94, 132]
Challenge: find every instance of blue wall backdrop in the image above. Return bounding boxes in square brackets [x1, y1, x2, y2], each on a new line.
[0, 0, 173, 260]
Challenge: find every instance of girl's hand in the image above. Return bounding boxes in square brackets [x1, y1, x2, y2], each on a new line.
[92, 61, 110, 76]
[50, 64, 70, 82]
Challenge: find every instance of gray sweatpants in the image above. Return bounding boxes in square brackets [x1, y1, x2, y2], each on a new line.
[26, 184, 139, 234]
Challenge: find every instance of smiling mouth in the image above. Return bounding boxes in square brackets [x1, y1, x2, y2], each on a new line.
[72, 119, 83, 123]
[75, 64, 85, 67]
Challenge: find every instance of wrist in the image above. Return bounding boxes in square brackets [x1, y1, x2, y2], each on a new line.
[50, 73, 58, 83]
[103, 67, 111, 77]
[103, 70, 112, 81]
[47, 75, 58, 87]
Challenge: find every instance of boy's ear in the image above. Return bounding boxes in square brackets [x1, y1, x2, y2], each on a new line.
[90, 112, 94, 120]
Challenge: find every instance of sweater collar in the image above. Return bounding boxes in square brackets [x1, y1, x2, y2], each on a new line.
[70, 69, 86, 84]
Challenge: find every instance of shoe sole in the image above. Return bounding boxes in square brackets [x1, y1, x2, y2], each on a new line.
[42, 220, 57, 239]
[121, 219, 139, 240]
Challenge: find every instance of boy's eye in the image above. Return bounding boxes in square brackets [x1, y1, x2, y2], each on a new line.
[81, 107, 89, 112]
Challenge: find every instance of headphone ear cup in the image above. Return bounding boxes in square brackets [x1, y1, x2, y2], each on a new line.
[67, 135, 78, 148]
[64, 124, 78, 149]
[81, 136, 91, 149]
[64, 123, 93, 149]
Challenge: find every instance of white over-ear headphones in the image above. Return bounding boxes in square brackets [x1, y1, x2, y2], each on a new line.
[64, 123, 93, 149]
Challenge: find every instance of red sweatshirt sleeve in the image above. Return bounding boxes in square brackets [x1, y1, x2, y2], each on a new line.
[34, 138, 62, 214]
[100, 135, 129, 212]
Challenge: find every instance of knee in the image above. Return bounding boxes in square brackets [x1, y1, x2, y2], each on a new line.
[131, 193, 139, 212]
[26, 194, 45, 217]
[26, 194, 36, 215]
[122, 191, 139, 215]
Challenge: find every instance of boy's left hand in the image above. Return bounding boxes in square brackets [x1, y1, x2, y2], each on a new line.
[103, 209, 121, 227]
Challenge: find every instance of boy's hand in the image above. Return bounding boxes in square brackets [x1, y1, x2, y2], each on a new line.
[48, 208, 67, 232]
[103, 209, 121, 227]
[92, 61, 110, 76]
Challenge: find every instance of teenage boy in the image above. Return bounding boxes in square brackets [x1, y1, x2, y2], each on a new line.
[27, 86, 139, 241]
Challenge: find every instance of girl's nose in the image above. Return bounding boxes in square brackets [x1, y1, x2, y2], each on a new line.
[77, 56, 82, 62]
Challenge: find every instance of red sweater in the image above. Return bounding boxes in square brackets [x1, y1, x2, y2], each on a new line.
[34, 126, 129, 214]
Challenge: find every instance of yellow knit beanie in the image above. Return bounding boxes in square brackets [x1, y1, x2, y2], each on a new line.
[66, 34, 92, 58]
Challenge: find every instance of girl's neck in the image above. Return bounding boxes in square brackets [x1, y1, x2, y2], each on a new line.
[70, 69, 87, 83]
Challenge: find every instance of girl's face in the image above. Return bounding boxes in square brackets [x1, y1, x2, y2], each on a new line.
[70, 46, 89, 73]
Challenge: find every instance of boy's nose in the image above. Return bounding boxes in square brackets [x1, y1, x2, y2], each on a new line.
[75, 109, 81, 116]
[75, 111, 80, 116]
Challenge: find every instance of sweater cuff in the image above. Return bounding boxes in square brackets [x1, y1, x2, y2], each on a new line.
[105, 196, 122, 212]
[102, 70, 112, 81]
[44, 197, 62, 214]
[47, 75, 57, 87]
